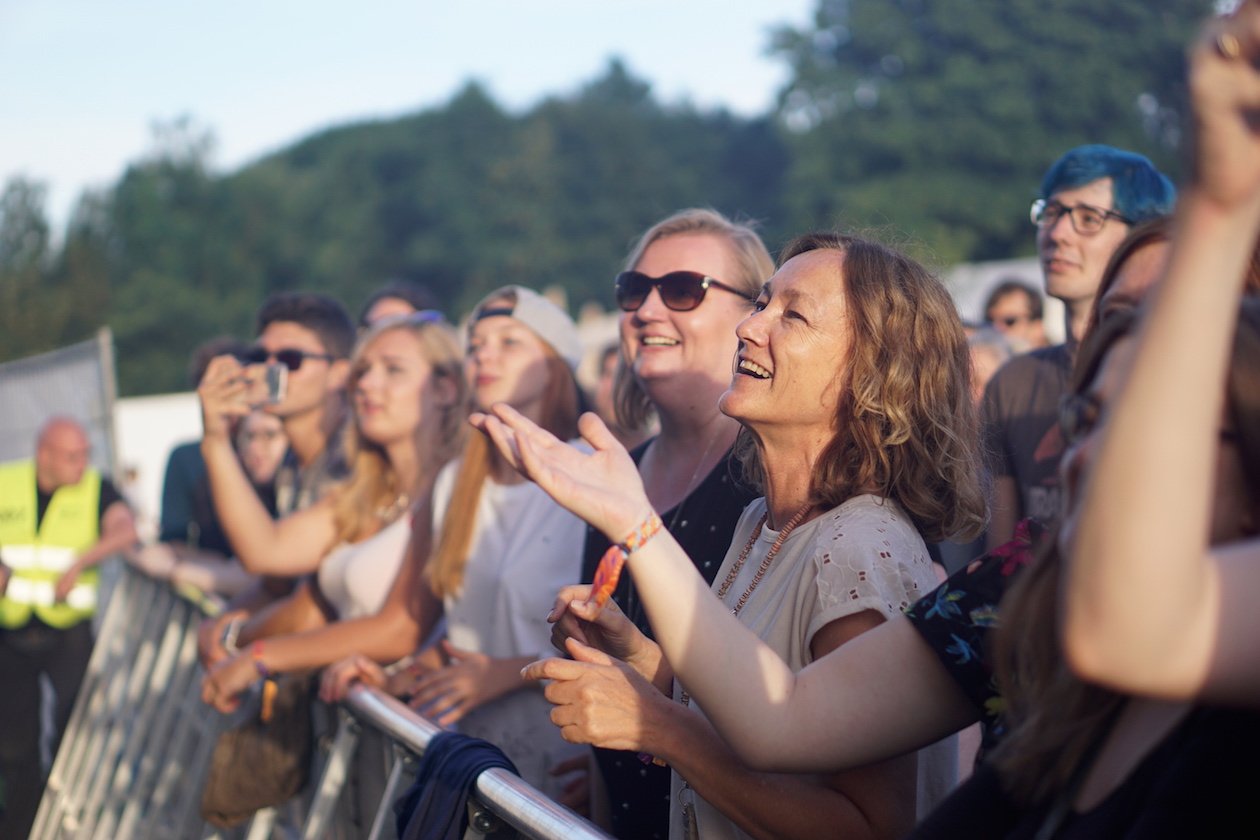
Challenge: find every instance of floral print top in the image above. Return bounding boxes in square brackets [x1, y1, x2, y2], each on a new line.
[904, 518, 1049, 748]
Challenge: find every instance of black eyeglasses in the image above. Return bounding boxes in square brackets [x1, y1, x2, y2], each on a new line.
[1031, 199, 1131, 236]
[614, 270, 751, 313]
[242, 346, 336, 371]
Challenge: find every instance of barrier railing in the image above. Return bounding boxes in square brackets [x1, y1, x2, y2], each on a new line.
[31, 563, 611, 840]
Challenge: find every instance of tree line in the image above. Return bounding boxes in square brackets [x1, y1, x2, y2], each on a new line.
[0, 0, 1205, 396]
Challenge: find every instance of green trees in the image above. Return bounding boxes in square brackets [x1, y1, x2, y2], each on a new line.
[0, 177, 56, 361]
[0, 2, 1210, 394]
[770, 0, 1203, 264]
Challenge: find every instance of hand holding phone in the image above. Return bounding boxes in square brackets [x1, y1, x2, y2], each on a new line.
[239, 363, 287, 407]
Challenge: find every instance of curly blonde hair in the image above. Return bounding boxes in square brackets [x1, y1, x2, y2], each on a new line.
[734, 231, 987, 543]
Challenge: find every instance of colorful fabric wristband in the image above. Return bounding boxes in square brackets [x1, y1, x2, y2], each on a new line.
[590, 512, 663, 608]
[251, 640, 272, 679]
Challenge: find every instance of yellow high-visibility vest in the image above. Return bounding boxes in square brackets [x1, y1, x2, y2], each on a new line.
[0, 459, 101, 629]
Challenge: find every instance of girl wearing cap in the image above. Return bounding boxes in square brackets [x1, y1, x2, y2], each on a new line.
[321, 286, 590, 798]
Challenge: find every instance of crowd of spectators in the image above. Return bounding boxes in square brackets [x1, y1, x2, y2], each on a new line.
[5, 5, 1260, 838]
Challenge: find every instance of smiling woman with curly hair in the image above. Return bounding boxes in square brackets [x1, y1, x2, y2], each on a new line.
[478, 229, 986, 839]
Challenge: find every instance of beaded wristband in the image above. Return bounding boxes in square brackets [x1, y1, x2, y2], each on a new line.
[251, 640, 272, 679]
[252, 641, 279, 723]
[590, 512, 663, 608]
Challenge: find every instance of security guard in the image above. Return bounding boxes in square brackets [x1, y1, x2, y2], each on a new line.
[0, 417, 136, 840]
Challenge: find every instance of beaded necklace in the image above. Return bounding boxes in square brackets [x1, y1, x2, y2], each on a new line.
[677, 501, 813, 709]
[715, 502, 814, 615]
[676, 501, 813, 839]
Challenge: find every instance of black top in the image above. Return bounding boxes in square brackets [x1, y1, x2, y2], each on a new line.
[580, 441, 757, 840]
[36, 475, 123, 531]
[909, 705, 1260, 839]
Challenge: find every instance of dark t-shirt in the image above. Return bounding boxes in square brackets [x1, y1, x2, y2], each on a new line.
[158, 441, 236, 555]
[908, 705, 1260, 839]
[580, 442, 757, 840]
[981, 344, 1073, 528]
[158, 441, 277, 555]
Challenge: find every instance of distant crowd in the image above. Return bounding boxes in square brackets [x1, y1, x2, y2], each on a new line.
[5, 5, 1260, 839]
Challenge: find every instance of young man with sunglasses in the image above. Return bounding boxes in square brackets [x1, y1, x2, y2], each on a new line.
[982, 279, 1046, 353]
[981, 145, 1174, 549]
[195, 292, 355, 664]
[240, 292, 355, 516]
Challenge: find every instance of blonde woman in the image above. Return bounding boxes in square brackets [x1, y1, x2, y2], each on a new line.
[322, 286, 592, 798]
[581, 208, 768, 837]
[200, 312, 465, 695]
[482, 232, 987, 839]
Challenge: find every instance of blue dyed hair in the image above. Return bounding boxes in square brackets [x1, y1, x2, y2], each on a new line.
[1039, 144, 1175, 225]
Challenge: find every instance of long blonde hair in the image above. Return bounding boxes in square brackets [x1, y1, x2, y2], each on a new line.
[328, 315, 467, 546]
[425, 298, 581, 599]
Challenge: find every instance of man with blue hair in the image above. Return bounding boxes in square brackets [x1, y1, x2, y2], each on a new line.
[982, 144, 1175, 548]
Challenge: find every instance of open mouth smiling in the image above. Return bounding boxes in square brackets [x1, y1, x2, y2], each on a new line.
[737, 359, 771, 379]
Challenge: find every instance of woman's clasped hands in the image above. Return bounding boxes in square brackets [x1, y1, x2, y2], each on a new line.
[521, 584, 676, 753]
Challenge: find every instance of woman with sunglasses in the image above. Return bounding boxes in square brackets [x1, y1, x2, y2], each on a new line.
[510, 214, 1182, 784]
[575, 208, 769, 836]
[482, 232, 987, 839]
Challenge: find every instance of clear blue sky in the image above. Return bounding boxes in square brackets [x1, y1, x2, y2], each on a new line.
[1, 0, 816, 231]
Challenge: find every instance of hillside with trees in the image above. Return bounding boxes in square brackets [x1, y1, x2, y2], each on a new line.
[0, 0, 1205, 395]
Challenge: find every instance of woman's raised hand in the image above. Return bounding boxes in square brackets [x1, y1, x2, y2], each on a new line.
[1190, 1, 1260, 210]
[472, 407, 654, 542]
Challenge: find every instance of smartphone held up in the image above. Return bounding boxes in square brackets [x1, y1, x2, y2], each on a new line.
[240, 362, 287, 408]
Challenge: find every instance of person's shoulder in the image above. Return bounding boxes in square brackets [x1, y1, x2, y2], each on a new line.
[169, 439, 201, 458]
[810, 495, 923, 548]
[166, 440, 205, 470]
[826, 493, 913, 524]
[991, 343, 1068, 382]
[434, 458, 461, 489]
[982, 343, 1071, 420]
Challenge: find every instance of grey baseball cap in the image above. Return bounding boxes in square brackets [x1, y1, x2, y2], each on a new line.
[468, 285, 583, 372]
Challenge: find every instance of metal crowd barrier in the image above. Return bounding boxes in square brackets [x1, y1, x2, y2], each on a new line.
[31, 563, 611, 840]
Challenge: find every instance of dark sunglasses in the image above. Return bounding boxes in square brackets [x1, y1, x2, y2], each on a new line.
[242, 346, 336, 371]
[614, 270, 750, 313]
